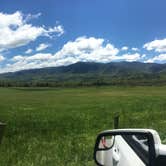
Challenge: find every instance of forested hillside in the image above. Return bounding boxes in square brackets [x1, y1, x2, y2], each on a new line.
[0, 62, 166, 87]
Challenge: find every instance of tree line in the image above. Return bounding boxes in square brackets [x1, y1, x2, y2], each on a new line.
[0, 76, 166, 87]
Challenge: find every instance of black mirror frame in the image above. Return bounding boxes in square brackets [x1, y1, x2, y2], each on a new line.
[94, 130, 156, 166]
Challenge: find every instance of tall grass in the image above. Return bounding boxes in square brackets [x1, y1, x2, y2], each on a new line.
[0, 86, 166, 165]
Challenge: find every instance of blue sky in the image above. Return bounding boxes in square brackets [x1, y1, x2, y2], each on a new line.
[0, 0, 166, 72]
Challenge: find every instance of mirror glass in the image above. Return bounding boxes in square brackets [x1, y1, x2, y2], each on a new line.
[95, 133, 150, 166]
[98, 135, 115, 150]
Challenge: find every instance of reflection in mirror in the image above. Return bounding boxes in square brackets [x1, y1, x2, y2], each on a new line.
[98, 135, 115, 150]
[95, 133, 150, 166]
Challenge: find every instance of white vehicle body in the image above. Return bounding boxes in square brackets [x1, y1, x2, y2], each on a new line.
[97, 135, 146, 166]
[94, 129, 166, 166]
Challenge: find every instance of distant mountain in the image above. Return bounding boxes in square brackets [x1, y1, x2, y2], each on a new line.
[0, 61, 166, 86]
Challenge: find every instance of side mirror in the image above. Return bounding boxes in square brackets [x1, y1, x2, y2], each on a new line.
[94, 129, 157, 166]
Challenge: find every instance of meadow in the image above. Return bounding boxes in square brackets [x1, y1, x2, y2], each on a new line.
[0, 86, 166, 166]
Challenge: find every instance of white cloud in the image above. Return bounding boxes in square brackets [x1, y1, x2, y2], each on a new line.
[0, 11, 64, 52]
[0, 55, 5, 62]
[12, 55, 24, 61]
[0, 37, 119, 72]
[141, 54, 146, 58]
[144, 59, 154, 63]
[54, 36, 119, 62]
[25, 53, 53, 61]
[47, 25, 64, 37]
[12, 53, 53, 61]
[0, 37, 143, 73]
[36, 43, 50, 51]
[25, 49, 33, 54]
[120, 53, 141, 62]
[121, 46, 128, 51]
[143, 38, 166, 52]
[132, 47, 139, 51]
[145, 54, 166, 63]
[0, 11, 23, 28]
[25, 13, 42, 22]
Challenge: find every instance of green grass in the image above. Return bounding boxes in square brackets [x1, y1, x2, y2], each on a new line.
[0, 86, 166, 165]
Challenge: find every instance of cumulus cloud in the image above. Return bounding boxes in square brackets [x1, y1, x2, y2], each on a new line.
[132, 47, 139, 51]
[145, 54, 166, 63]
[0, 55, 5, 62]
[0, 11, 64, 52]
[47, 25, 64, 37]
[13, 53, 53, 62]
[121, 46, 128, 51]
[54, 36, 119, 63]
[0, 36, 144, 73]
[141, 54, 146, 58]
[143, 38, 166, 52]
[25, 13, 42, 22]
[25, 49, 33, 54]
[120, 53, 141, 62]
[36, 43, 50, 51]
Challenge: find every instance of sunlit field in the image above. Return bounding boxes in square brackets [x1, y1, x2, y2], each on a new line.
[0, 86, 166, 166]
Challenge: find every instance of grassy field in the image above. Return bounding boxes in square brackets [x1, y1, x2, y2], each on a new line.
[0, 86, 166, 165]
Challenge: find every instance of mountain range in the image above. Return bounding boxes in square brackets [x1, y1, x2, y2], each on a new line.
[0, 61, 166, 86]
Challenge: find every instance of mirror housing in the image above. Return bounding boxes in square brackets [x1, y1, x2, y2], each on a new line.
[94, 129, 159, 166]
